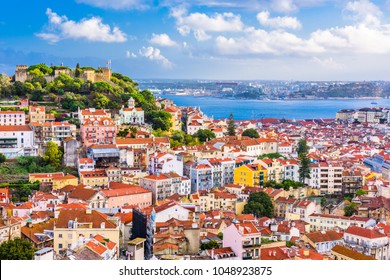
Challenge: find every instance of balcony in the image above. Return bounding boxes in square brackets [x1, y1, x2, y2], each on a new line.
[242, 254, 253, 260]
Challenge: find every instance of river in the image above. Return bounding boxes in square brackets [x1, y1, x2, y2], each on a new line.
[160, 95, 390, 120]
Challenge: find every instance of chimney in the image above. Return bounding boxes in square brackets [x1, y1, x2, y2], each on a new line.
[268, 250, 272, 256]
[211, 248, 215, 259]
[273, 250, 276, 257]
[304, 249, 309, 257]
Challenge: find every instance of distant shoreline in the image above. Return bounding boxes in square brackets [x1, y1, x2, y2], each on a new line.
[160, 94, 388, 102]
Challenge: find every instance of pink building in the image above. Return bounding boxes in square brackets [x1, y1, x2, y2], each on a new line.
[78, 108, 111, 122]
[101, 182, 152, 209]
[80, 117, 117, 147]
[223, 222, 261, 260]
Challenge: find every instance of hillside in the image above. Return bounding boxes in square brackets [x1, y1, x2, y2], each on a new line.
[0, 63, 172, 131]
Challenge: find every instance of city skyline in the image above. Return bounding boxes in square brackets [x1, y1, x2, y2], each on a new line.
[2, 0, 390, 80]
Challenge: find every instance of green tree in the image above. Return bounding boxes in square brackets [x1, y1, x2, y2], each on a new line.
[297, 138, 309, 155]
[75, 63, 81, 77]
[227, 113, 236, 136]
[0, 153, 6, 164]
[344, 203, 358, 217]
[43, 141, 63, 169]
[171, 130, 186, 144]
[286, 241, 296, 248]
[117, 128, 130, 138]
[93, 93, 110, 109]
[297, 139, 310, 183]
[27, 63, 53, 76]
[0, 238, 35, 260]
[148, 111, 172, 131]
[243, 192, 274, 218]
[321, 197, 327, 207]
[93, 81, 114, 93]
[217, 232, 223, 240]
[258, 152, 285, 159]
[355, 189, 367, 197]
[200, 240, 220, 250]
[192, 129, 216, 143]
[242, 128, 259, 138]
[298, 152, 311, 183]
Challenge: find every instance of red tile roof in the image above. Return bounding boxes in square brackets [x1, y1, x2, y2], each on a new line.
[306, 230, 343, 243]
[331, 245, 375, 260]
[0, 125, 32, 131]
[101, 186, 150, 197]
[56, 209, 116, 229]
[345, 226, 386, 239]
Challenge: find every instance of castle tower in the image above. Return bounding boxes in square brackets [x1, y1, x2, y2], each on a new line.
[15, 65, 28, 82]
[101, 67, 112, 81]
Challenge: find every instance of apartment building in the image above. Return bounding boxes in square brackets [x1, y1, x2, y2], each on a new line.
[223, 222, 261, 260]
[309, 162, 343, 195]
[31, 121, 76, 146]
[308, 214, 375, 231]
[140, 172, 190, 203]
[233, 163, 267, 187]
[0, 125, 37, 158]
[0, 111, 25, 125]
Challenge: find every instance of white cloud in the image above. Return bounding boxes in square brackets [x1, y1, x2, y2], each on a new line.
[76, 0, 151, 10]
[215, 1, 390, 56]
[171, 7, 244, 41]
[139, 46, 173, 68]
[126, 51, 137, 58]
[344, 0, 382, 26]
[257, 11, 301, 29]
[37, 8, 127, 43]
[149, 33, 177, 47]
[270, 0, 298, 13]
[312, 57, 345, 70]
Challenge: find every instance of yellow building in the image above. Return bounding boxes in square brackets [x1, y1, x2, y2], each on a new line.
[52, 174, 78, 190]
[79, 170, 108, 187]
[29, 172, 78, 190]
[233, 164, 267, 187]
[53, 209, 120, 256]
[192, 191, 238, 212]
[235, 200, 247, 215]
[29, 106, 46, 123]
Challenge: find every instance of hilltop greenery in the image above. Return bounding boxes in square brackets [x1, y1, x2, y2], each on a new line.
[0, 63, 172, 132]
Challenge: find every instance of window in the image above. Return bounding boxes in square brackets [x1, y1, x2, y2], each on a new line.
[58, 234, 63, 238]
[68, 233, 72, 239]
[59, 243, 63, 249]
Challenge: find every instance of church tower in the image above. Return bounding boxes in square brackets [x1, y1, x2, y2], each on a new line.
[128, 97, 135, 109]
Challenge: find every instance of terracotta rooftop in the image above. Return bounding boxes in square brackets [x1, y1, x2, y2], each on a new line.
[56, 209, 116, 229]
[345, 226, 386, 239]
[306, 230, 343, 243]
[331, 245, 375, 260]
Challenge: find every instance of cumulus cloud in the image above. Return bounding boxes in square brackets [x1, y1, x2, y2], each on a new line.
[344, 0, 382, 26]
[270, 0, 298, 13]
[171, 6, 244, 41]
[257, 11, 301, 29]
[139, 46, 173, 68]
[76, 0, 151, 10]
[36, 8, 127, 43]
[126, 51, 137, 58]
[215, 0, 390, 56]
[149, 33, 177, 47]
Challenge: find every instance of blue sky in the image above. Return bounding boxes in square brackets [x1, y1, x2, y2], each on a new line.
[1, 0, 390, 80]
